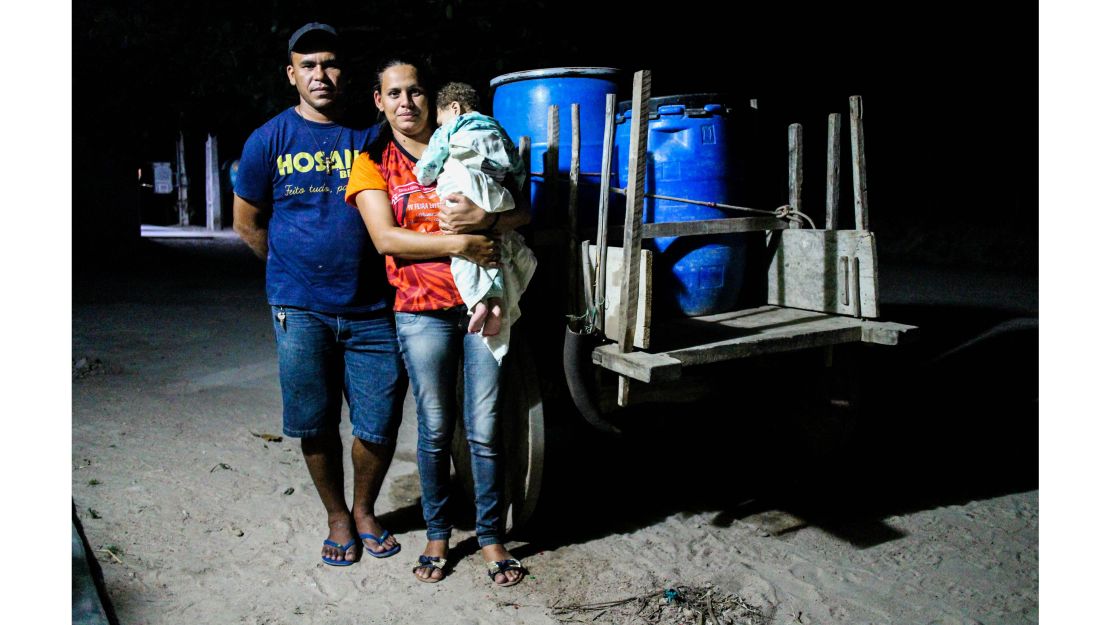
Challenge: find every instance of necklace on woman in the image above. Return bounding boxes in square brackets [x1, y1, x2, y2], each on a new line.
[296, 106, 342, 175]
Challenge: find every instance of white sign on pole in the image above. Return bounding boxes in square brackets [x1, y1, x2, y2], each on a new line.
[153, 162, 173, 194]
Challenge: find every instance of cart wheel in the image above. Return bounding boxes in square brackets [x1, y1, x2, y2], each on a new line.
[451, 338, 546, 534]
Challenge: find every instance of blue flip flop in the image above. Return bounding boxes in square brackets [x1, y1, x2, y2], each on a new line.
[360, 531, 401, 558]
[321, 538, 359, 566]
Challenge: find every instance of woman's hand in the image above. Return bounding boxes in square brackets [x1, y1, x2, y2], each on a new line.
[453, 234, 500, 267]
[439, 194, 494, 234]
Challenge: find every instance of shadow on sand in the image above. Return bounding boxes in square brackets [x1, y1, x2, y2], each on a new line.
[509, 298, 1037, 555]
[76, 239, 1037, 557]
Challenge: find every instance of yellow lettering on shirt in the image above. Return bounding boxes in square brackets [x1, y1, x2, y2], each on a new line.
[276, 154, 293, 176]
[293, 152, 314, 173]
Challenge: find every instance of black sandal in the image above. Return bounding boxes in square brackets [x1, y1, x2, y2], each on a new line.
[486, 558, 525, 587]
[412, 555, 447, 583]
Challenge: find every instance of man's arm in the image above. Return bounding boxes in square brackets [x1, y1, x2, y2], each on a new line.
[233, 194, 270, 260]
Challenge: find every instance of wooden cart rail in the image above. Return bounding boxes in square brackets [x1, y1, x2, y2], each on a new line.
[570, 72, 914, 405]
[593, 305, 916, 383]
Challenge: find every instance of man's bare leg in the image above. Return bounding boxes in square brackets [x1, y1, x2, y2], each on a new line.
[302, 430, 358, 564]
[351, 437, 399, 554]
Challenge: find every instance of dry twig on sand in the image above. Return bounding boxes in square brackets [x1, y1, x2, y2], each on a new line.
[99, 545, 124, 564]
[549, 584, 770, 625]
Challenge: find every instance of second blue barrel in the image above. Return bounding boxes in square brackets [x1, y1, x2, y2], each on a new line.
[490, 67, 621, 229]
[616, 94, 750, 317]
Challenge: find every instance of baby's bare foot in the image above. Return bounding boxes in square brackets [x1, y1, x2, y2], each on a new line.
[482, 299, 503, 336]
[468, 302, 489, 334]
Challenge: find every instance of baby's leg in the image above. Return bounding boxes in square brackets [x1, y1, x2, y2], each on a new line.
[481, 298, 503, 337]
[468, 301, 489, 334]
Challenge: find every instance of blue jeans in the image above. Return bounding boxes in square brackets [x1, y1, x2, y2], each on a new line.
[394, 306, 504, 547]
[272, 306, 406, 445]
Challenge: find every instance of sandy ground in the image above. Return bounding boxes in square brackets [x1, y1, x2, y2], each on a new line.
[72, 238, 1038, 625]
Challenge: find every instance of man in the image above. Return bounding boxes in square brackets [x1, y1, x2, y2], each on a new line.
[233, 22, 405, 566]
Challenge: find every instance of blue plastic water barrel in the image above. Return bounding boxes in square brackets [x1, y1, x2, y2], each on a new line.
[616, 94, 749, 316]
[490, 68, 621, 228]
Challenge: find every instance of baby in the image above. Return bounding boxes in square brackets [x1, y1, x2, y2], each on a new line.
[414, 82, 536, 363]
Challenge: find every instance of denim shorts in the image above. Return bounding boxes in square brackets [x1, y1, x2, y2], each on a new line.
[272, 305, 407, 445]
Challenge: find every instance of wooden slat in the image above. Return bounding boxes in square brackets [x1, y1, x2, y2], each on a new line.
[617, 70, 651, 407]
[545, 105, 560, 220]
[594, 94, 617, 315]
[568, 104, 581, 317]
[592, 344, 682, 383]
[788, 123, 803, 230]
[587, 245, 651, 348]
[569, 104, 580, 237]
[849, 95, 869, 230]
[665, 317, 864, 365]
[591, 306, 919, 382]
[766, 229, 880, 318]
[642, 217, 786, 238]
[580, 239, 594, 311]
[826, 113, 841, 230]
[590, 306, 914, 381]
[861, 320, 918, 345]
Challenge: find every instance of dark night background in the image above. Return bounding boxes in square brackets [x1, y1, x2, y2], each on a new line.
[73, 0, 1037, 274]
[61, 4, 1054, 617]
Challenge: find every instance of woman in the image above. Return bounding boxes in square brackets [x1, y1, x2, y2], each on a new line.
[344, 59, 530, 587]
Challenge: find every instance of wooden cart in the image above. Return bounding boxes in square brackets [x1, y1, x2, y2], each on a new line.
[452, 70, 917, 532]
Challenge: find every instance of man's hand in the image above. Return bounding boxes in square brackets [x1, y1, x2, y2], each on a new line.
[439, 193, 494, 234]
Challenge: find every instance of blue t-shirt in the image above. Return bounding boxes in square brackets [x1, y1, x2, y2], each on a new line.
[235, 108, 389, 314]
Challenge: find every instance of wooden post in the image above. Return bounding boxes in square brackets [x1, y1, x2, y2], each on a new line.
[580, 240, 594, 316]
[788, 123, 803, 229]
[852, 256, 863, 317]
[825, 114, 841, 230]
[849, 95, 869, 231]
[569, 104, 580, 238]
[545, 105, 560, 222]
[568, 104, 582, 317]
[517, 136, 531, 213]
[617, 70, 651, 406]
[595, 94, 617, 318]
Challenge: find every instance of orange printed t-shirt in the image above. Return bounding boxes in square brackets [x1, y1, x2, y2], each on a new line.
[345, 143, 464, 312]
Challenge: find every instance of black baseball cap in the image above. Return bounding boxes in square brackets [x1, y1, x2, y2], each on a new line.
[288, 22, 339, 56]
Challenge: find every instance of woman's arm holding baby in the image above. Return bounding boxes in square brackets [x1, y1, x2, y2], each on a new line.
[355, 189, 499, 266]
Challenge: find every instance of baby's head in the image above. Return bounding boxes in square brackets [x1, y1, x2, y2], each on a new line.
[435, 82, 481, 127]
